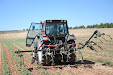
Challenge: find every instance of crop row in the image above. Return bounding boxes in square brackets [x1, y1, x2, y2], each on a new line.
[1, 43, 9, 75]
[5, 42, 29, 75]
[11, 41, 60, 75]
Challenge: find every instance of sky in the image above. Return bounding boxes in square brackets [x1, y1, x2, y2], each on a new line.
[0, 0, 113, 31]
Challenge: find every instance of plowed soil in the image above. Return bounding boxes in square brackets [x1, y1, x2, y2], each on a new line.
[11, 43, 113, 75]
[45, 62, 113, 75]
[10, 43, 40, 75]
[0, 28, 113, 75]
[3, 43, 22, 75]
[0, 43, 3, 75]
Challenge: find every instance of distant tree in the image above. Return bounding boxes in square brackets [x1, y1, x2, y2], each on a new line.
[87, 25, 90, 28]
[73, 26, 78, 29]
[68, 27, 72, 29]
[86, 22, 113, 28]
[73, 25, 85, 29]
[26, 29, 29, 31]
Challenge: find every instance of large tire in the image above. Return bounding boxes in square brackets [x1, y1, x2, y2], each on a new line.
[54, 54, 62, 65]
[63, 53, 67, 62]
[68, 53, 76, 64]
[67, 40, 76, 64]
[38, 51, 46, 65]
[37, 51, 51, 65]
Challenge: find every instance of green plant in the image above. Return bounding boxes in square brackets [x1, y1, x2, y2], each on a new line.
[2, 43, 9, 75]
[5, 42, 29, 75]
[39, 69, 47, 75]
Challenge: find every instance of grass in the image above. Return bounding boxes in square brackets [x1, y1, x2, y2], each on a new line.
[6, 42, 30, 75]
[1, 43, 9, 75]
[39, 69, 47, 75]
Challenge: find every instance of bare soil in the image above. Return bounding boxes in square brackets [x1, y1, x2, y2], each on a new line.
[45, 62, 113, 75]
[10, 43, 40, 75]
[3, 43, 22, 75]
[12, 43, 113, 75]
[0, 43, 3, 75]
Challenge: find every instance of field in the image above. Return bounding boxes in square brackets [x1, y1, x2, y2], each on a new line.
[0, 28, 113, 75]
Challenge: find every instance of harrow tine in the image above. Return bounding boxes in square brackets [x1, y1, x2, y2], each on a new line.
[106, 35, 112, 40]
[91, 41, 104, 50]
[87, 43, 97, 52]
[97, 45, 104, 50]
[101, 37, 107, 42]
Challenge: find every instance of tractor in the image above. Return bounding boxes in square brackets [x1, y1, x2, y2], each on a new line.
[15, 20, 112, 65]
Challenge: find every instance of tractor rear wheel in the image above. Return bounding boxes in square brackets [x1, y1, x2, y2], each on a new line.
[37, 51, 51, 65]
[68, 51, 76, 64]
[54, 54, 62, 65]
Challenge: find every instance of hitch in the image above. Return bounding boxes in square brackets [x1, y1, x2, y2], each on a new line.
[15, 50, 33, 53]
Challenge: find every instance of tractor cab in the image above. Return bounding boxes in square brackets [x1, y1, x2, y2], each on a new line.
[26, 20, 69, 47]
[45, 20, 69, 36]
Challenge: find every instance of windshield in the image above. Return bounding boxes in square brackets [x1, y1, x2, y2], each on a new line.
[46, 22, 68, 34]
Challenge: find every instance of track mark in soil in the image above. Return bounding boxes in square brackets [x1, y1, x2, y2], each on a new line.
[10, 43, 40, 75]
[0, 43, 3, 75]
[3, 43, 22, 75]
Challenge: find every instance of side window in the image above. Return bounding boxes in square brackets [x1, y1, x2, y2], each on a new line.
[27, 23, 42, 38]
[64, 24, 67, 33]
[26, 23, 42, 47]
[29, 24, 42, 31]
[42, 24, 44, 31]
[46, 24, 49, 34]
[59, 24, 63, 33]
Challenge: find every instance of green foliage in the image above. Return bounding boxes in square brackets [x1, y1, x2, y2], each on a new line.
[68, 27, 72, 29]
[6, 42, 28, 75]
[87, 22, 113, 28]
[2, 43, 9, 75]
[69, 25, 85, 29]
[39, 69, 47, 75]
[69, 22, 113, 29]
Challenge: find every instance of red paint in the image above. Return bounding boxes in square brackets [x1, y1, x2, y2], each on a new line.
[70, 35, 73, 36]
[98, 57, 102, 59]
[40, 21, 42, 24]
[67, 43, 75, 46]
[107, 61, 110, 62]
[71, 39, 74, 40]
[43, 35, 46, 37]
[48, 45, 57, 47]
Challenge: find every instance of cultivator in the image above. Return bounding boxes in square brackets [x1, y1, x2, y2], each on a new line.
[15, 20, 112, 65]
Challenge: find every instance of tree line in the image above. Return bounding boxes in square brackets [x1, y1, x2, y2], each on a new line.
[68, 23, 113, 29]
